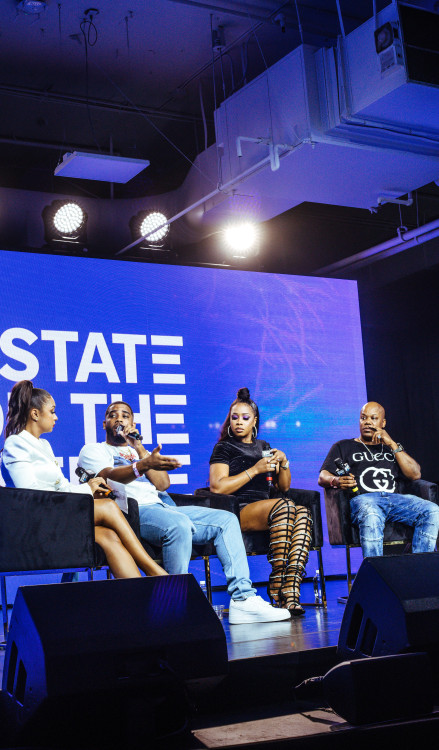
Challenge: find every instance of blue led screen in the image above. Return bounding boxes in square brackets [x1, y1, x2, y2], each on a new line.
[0, 249, 366, 578]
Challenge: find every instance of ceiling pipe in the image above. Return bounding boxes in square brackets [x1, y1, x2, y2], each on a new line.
[0, 135, 116, 153]
[315, 218, 439, 276]
[115, 138, 306, 256]
[0, 84, 205, 125]
[167, 0, 269, 22]
[166, 0, 364, 25]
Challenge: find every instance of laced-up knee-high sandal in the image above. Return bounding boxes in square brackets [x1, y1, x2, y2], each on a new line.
[280, 506, 313, 616]
[267, 497, 297, 608]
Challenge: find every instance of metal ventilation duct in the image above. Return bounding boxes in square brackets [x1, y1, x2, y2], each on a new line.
[185, 2, 439, 230]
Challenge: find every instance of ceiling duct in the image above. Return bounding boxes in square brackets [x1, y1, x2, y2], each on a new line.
[317, 2, 439, 147]
[196, 2, 439, 227]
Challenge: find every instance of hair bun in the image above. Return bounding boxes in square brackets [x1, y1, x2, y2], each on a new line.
[237, 387, 251, 401]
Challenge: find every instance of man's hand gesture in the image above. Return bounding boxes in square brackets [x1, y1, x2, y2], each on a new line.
[141, 445, 182, 473]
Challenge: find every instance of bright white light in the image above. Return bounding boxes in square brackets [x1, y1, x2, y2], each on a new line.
[140, 211, 169, 243]
[224, 222, 258, 257]
[295, 421, 301, 427]
[16, 0, 47, 13]
[264, 420, 277, 429]
[53, 203, 84, 235]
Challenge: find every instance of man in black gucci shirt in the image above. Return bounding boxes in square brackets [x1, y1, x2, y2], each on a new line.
[318, 402, 439, 557]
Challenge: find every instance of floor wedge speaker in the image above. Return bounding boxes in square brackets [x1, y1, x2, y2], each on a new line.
[338, 553, 439, 661]
[2, 574, 228, 747]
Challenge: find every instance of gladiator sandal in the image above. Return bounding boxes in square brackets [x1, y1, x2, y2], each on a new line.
[267, 497, 297, 608]
[280, 506, 313, 617]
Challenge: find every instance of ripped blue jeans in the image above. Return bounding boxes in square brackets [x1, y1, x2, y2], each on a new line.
[350, 492, 439, 557]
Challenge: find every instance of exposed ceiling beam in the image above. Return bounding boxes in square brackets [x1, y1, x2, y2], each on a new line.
[166, 0, 366, 24]
[0, 84, 207, 125]
[0, 135, 116, 155]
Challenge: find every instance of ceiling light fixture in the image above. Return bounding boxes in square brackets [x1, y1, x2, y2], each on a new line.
[54, 152, 150, 184]
[16, 0, 47, 14]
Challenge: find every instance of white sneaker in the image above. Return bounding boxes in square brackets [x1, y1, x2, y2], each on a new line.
[228, 596, 291, 624]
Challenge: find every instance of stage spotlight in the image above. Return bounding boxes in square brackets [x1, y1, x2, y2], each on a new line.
[53, 203, 85, 235]
[130, 210, 170, 250]
[223, 222, 259, 258]
[43, 200, 88, 249]
[140, 212, 169, 243]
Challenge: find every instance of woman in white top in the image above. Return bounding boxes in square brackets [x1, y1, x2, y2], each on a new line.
[2, 380, 166, 580]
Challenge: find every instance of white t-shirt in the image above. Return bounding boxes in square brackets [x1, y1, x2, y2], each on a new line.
[78, 442, 166, 507]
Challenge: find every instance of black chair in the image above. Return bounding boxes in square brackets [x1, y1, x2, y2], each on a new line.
[324, 478, 439, 591]
[0, 486, 139, 642]
[194, 487, 326, 607]
[0, 485, 234, 642]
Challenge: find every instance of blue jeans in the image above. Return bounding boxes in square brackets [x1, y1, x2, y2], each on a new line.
[138, 502, 256, 600]
[350, 492, 439, 557]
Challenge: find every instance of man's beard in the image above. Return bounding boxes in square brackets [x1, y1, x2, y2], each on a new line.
[107, 427, 127, 445]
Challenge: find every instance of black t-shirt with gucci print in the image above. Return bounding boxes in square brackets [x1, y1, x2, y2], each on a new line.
[320, 438, 402, 494]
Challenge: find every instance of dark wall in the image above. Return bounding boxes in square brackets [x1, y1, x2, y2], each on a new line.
[359, 268, 439, 482]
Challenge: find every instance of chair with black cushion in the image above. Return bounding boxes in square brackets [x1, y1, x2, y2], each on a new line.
[0, 486, 140, 642]
[324, 478, 439, 592]
[194, 487, 326, 607]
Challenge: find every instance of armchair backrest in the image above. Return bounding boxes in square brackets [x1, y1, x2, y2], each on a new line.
[194, 487, 324, 551]
[0, 486, 96, 573]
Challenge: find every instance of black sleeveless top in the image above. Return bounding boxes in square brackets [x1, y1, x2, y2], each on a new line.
[209, 437, 272, 501]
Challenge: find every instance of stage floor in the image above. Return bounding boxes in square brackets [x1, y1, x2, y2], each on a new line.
[224, 579, 345, 662]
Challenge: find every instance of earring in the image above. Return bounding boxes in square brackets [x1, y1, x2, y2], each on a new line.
[252, 426, 257, 438]
[228, 425, 233, 437]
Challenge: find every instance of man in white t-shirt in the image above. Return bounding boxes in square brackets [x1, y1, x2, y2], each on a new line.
[78, 401, 291, 624]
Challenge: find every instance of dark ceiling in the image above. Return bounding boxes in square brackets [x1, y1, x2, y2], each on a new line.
[1, 0, 439, 271]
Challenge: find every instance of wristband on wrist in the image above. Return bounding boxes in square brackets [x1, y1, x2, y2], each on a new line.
[244, 469, 252, 481]
[132, 462, 142, 479]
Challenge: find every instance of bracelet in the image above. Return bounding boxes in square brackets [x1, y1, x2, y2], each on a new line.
[244, 469, 252, 482]
[330, 476, 338, 488]
[132, 462, 142, 479]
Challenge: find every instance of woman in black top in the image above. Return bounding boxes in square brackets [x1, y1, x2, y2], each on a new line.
[209, 388, 312, 616]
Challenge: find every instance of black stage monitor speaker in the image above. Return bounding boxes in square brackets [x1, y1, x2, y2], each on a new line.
[322, 651, 434, 725]
[2, 574, 228, 747]
[338, 553, 439, 661]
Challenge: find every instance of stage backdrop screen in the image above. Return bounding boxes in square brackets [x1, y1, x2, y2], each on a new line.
[0, 249, 366, 577]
